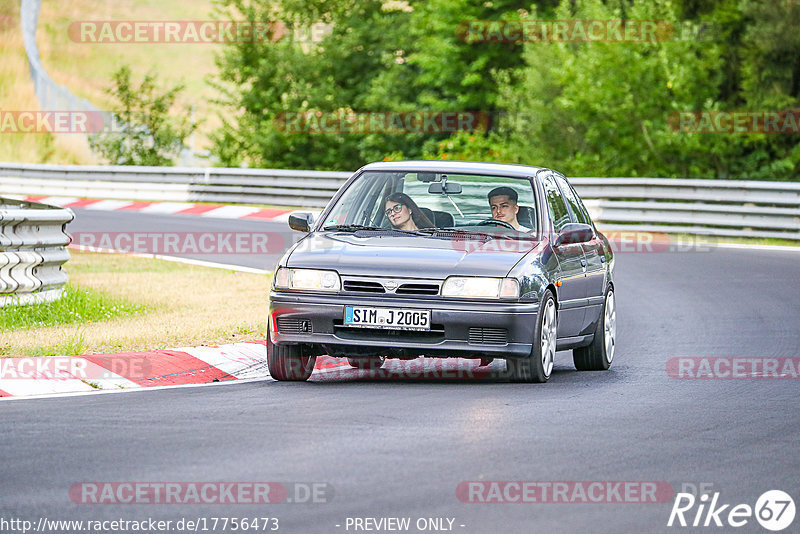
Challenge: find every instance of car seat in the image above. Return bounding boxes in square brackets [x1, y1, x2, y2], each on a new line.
[517, 206, 536, 230]
[419, 208, 454, 228]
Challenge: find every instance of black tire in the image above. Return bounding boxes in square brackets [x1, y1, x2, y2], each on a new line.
[573, 287, 616, 371]
[267, 326, 316, 381]
[507, 290, 557, 383]
[347, 355, 386, 370]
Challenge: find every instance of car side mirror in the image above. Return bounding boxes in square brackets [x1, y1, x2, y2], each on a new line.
[555, 223, 594, 246]
[288, 212, 314, 233]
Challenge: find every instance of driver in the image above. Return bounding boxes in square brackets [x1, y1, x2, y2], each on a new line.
[488, 187, 531, 232]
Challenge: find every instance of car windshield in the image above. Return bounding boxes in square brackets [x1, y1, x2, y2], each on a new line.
[321, 171, 538, 236]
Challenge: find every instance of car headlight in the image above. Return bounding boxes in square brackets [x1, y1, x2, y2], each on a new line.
[274, 267, 341, 291]
[441, 277, 520, 299]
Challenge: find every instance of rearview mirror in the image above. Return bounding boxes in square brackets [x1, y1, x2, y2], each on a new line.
[428, 182, 462, 194]
[555, 223, 594, 246]
[288, 212, 314, 233]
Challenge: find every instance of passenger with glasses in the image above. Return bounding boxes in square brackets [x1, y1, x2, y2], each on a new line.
[383, 192, 434, 231]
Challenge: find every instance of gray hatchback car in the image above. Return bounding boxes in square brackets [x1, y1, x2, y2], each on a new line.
[268, 161, 616, 383]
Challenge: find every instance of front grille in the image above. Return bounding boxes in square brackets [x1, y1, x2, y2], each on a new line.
[468, 327, 508, 345]
[396, 283, 440, 296]
[343, 280, 385, 293]
[277, 317, 310, 334]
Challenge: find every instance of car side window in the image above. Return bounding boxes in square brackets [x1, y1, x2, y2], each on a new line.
[554, 174, 589, 225]
[541, 173, 572, 232]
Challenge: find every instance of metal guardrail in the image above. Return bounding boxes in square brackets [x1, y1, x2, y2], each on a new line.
[0, 162, 351, 209]
[572, 178, 800, 241]
[21, 0, 108, 125]
[0, 197, 74, 307]
[0, 162, 798, 240]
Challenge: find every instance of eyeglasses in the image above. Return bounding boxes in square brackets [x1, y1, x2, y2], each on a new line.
[384, 204, 403, 216]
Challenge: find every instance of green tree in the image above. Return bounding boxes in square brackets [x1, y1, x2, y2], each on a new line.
[211, 0, 415, 169]
[496, 0, 800, 179]
[212, 0, 800, 178]
[212, 0, 541, 169]
[495, 0, 721, 177]
[90, 66, 195, 166]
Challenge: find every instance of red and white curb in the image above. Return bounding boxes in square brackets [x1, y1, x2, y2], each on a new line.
[0, 342, 359, 399]
[0, 341, 265, 398]
[0, 342, 497, 399]
[17, 195, 319, 223]
[0, 341, 344, 399]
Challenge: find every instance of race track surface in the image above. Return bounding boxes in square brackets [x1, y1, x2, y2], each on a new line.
[2, 208, 798, 533]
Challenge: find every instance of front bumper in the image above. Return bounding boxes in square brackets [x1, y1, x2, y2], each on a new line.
[269, 291, 540, 359]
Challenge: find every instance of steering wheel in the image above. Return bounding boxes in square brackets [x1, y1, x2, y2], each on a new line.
[476, 219, 516, 230]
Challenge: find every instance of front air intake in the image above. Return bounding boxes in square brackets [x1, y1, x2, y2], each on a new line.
[468, 327, 508, 345]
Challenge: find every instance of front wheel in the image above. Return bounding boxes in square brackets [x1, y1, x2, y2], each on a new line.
[347, 355, 386, 370]
[507, 290, 556, 383]
[573, 288, 616, 371]
[267, 327, 316, 381]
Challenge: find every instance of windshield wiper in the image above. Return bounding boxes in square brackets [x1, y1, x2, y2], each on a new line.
[322, 224, 385, 232]
[322, 224, 429, 237]
[426, 227, 519, 240]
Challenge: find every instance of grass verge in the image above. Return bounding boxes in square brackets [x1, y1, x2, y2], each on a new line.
[0, 284, 146, 331]
[0, 250, 270, 357]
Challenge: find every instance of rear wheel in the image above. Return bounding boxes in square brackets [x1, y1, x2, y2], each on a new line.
[267, 326, 316, 381]
[507, 290, 556, 383]
[347, 355, 386, 370]
[573, 287, 616, 371]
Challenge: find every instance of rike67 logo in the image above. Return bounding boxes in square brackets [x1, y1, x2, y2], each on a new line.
[668, 490, 795, 531]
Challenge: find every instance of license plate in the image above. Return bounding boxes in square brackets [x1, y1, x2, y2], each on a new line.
[344, 306, 431, 331]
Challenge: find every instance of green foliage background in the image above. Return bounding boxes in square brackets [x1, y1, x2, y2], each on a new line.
[90, 66, 196, 166]
[210, 0, 800, 179]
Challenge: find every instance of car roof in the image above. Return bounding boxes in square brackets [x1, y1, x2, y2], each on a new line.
[359, 160, 549, 179]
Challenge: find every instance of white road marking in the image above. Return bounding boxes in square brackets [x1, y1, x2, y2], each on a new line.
[201, 206, 261, 219]
[82, 199, 134, 211]
[38, 196, 80, 207]
[139, 202, 196, 214]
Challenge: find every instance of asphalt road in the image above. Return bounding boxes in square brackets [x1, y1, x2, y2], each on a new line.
[66, 208, 299, 271]
[1, 209, 799, 534]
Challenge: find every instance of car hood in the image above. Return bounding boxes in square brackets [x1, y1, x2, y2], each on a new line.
[286, 232, 535, 278]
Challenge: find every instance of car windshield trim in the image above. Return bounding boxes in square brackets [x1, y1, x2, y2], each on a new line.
[417, 227, 537, 241]
[322, 224, 429, 237]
